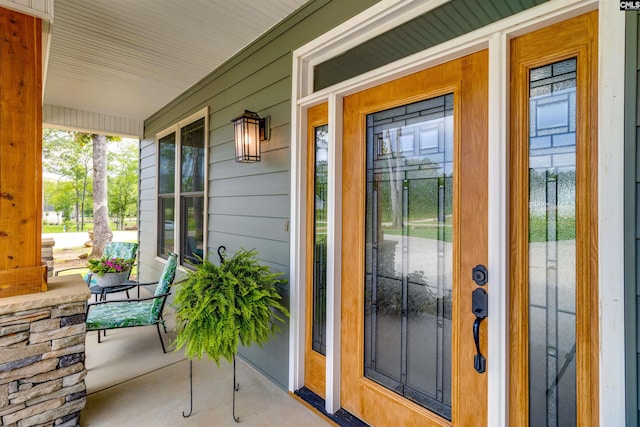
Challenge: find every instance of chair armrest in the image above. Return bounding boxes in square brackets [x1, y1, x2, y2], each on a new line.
[86, 292, 170, 308]
[121, 280, 159, 287]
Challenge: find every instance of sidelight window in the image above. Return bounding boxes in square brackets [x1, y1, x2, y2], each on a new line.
[528, 57, 577, 427]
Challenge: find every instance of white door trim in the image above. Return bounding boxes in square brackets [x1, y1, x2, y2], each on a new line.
[289, 2, 625, 426]
[597, 1, 626, 424]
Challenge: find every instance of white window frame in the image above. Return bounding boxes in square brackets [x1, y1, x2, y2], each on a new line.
[155, 107, 209, 267]
[289, 1, 624, 426]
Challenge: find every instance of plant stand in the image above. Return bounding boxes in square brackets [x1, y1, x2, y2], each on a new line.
[176, 245, 287, 424]
[182, 355, 240, 423]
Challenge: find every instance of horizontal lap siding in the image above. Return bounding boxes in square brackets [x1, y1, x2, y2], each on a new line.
[140, 0, 381, 387]
[138, 138, 165, 282]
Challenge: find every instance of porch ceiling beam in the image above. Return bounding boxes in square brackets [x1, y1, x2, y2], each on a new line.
[43, 104, 143, 138]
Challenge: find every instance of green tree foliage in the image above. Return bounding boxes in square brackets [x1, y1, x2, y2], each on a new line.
[42, 129, 93, 230]
[43, 180, 75, 223]
[174, 249, 289, 366]
[108, 140, 138, 230]
[42, 129, 137, 235]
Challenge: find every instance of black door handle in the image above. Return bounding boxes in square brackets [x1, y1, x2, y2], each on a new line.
[473, 317, 486, 373]
[472, 288, 487, 373]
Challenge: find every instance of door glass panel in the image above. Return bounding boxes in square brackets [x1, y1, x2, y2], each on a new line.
[312, 124, 328, 355]
[364, 94, 454, 419]
[528, 58, 577, 427]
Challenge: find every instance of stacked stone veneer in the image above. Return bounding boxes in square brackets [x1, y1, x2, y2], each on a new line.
[0, 277, 89, 427]
[41, 239, 55, 278]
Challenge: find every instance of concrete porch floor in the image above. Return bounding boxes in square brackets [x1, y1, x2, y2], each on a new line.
[80, 297, 330, 426]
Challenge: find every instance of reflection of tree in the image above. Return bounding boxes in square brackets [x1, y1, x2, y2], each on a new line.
[382, 129, 404, 229]
[529, 168, 576, 242]
[312, 124, 329, 354]
[367, 267, 452, 318]
[315, 125, 329, 219]
[369, 125, 454, 318]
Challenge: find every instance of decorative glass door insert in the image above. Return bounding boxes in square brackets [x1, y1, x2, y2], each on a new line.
[364, 95, 454, 419]
[528, 58, 577, 427]
[312, 123, 329, 355]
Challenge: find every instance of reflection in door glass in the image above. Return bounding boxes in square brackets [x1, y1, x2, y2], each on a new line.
[312, 124, 328, 355]
[364, 95, 453, 419]
[528, 58, 577, 426]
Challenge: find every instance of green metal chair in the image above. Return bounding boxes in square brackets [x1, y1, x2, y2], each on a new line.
[85, 253, 178, 353]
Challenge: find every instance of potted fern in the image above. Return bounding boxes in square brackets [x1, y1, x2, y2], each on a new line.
[173, 247, 289, 422]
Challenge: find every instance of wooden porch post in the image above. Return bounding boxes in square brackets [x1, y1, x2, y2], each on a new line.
[0, 7, 46, 297]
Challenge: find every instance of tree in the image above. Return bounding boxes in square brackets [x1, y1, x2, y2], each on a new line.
[42, 129, 92, 231]
[108, 140, 138, 230]
[89, 134, 113, 258]
[42, 129, 133, 255]
[43, 180, 75, 223]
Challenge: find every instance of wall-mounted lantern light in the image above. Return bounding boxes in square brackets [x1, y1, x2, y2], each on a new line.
[232, 110, 270, 163]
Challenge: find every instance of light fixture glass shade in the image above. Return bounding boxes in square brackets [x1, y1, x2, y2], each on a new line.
[233, 110, 262, 163]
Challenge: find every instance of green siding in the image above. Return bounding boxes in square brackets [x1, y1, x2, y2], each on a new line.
[627, 11, 639, 427]
[140, 0, 381, 388]
[314, 0, 548, 90]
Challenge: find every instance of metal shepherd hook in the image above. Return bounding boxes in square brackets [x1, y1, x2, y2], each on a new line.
[182, 246, 240, 423]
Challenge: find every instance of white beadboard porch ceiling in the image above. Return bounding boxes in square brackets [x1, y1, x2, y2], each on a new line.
[42, 0, 309, 137]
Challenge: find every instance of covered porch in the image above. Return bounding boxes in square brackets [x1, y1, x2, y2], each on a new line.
[81, 294, 329, 426]
[0, 0, 633, 426]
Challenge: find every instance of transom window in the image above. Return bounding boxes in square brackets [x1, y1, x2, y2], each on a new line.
[157, 109, 207, 266]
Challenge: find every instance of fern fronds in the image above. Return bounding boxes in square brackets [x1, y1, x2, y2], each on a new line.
[173, 249, 289, 366]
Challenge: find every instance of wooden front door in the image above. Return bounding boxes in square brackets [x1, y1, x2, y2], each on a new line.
[341, 50, 488, 426]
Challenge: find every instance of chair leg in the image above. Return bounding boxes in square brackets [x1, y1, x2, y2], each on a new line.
[156, 323, 167, 353]
[160, 315, 168, 333]
[97, 330, 101, 344]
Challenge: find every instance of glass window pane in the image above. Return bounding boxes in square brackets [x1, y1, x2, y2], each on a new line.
[181, 196, 205, 266]
[181, 118, 205, 193]
[528, 57, 577, 427]
[364, 94, 454, 419]
[312, 124, 328, 355]
[158, 197, 175, 257]
[159, 133, 176, 194]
